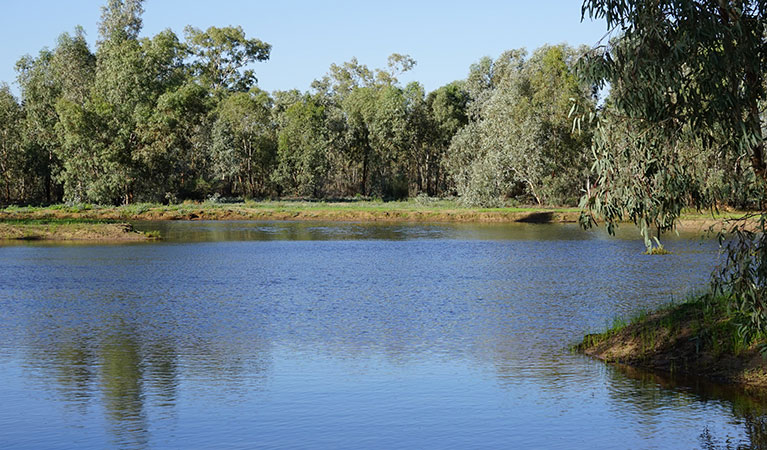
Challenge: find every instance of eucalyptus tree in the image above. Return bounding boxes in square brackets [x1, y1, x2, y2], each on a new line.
[184, 25, 271, 95]
[448, 46, 594, 206]
[12, 27, 95, 204]
[425, 81, 469, 195]
[56, 0, 209, 203]
[42, 29, 98, 204]
[273, 95, 330, 197]
[365, 83, 411, 198]
[15, 48, 60, 203]
[52, 27, 97, 107]
[311, 55, 417, 197]
[55, 0, 149, 203]
[446, 50, 526, 205]
[0, 85, 24, 204]
[136, 81, 212, 200]
[311, 57, 377, 196]
[211, 89, 277, 198]
[577, 0, 767, 330]
[401, 81, 435, 196]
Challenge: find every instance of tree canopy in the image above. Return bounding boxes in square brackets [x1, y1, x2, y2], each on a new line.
[578, 0, 767, 330]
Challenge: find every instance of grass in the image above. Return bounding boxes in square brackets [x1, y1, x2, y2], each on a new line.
[577, 293, 767, 387]
[142, 230, 162, 240]
[3, 200, 742, 218]
[0, 217, 117, 225]
[0, 199, 584, 224]
[645, 245, 673, 255]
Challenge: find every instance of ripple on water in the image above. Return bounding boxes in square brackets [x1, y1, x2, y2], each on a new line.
[0, 221, 759, 449]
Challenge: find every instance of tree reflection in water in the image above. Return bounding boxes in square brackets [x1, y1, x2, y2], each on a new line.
[606, 364, 767, 450]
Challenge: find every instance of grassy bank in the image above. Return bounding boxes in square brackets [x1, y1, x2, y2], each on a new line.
[0, 219, 158, 241]
[0, 200, 582, 224]
[0, 200, 744, 226]
[576, 295, 767, 388]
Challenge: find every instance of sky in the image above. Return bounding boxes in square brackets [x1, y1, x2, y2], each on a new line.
[1, 1, 609, 96]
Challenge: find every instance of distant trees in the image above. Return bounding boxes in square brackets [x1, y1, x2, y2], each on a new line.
[0, 0, 629, 208]
[273, 95, 329, 197]
[447, 45, 595, 206]
[0, 85, 24, 202]
[212, 89, 276, 198]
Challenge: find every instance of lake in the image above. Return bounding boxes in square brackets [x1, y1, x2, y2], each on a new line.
[0, 221, 763, 449]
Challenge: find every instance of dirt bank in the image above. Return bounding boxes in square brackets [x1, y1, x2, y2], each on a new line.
[576, 300, 767, 389]
[0, 222, 155, 242]
[0, 204, 582, 224]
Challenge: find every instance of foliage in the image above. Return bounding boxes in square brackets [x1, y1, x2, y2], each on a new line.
[273, 96, 329, 197]
[5, 0, 763, 224]
[448, 45, 595, 206]
[713, 215, 767, 333]
[184, 25, 271, 94]
[212, 89, 277, 198]
[0, 85, 24, 203]
[578, 0, 767, 331]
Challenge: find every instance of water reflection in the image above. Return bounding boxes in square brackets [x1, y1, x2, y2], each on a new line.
[0, 221, 763, 448]
[133, 219, 667, 243]
[605, 363, 767, 449]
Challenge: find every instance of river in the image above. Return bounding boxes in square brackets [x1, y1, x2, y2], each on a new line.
[0, 221, 762, 449]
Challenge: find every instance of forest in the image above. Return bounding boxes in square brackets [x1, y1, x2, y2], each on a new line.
[0, 0, 753, 211]
[0, 1, 600, 207]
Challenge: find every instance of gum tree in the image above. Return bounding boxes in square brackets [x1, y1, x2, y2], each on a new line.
[448, 46, 594, 206]
[211, 88, 277, 198]
[578, 0, 767, 329]
[0, 85, 24, 203]
[273, 95, 330, 197]
[184, 25, 271, 95]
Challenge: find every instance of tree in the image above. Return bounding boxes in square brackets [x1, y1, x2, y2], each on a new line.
[184, 25, 271, 95]
[578, 0, 767, 330]
[12, 27, 96, 204]
[311, 54, 417, 198]
[16, 49, 61, 203]
[0, 85, 24, 204]
[448, 46, 594, 206]
[211, 89, 277, 198]
[273, 95, 329, 197]
[55, 0, 149, 204]
[135, 81, 212, 201]
[426, 81, 469, 195]
[56, 1, 203, 204]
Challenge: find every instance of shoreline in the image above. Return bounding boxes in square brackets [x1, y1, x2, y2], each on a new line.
[575, 298, 767, 390]
[0, 221, 157, 242]
[0, 201, 743, 226]
[0, 201, 751, 241]
[1, 202, 581, 224]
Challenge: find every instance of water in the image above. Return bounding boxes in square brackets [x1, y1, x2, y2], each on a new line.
[0, 221, 763, 449]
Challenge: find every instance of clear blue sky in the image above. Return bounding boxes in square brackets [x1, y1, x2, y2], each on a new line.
[2, 1, 608, 95]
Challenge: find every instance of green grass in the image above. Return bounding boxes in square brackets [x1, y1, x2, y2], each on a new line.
[3, 200, 748, 217]
[0, 217, 116, 225]
[1, 199, 580, 218]
[142, 230, 162, 239]
[581, 294, 767, 358]
[645, 245, 673, 255]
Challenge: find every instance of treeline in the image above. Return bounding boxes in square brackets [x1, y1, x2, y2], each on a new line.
[0, 0, 601, 206]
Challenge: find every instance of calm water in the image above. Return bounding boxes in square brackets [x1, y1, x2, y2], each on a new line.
[1, 221, 764, 449]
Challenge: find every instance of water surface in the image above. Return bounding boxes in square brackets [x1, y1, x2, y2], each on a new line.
[0, 221, 762, 449]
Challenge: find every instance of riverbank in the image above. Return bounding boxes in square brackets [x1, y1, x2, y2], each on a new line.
[0, 220, 157, 241]
[576, 296, 767, 389]
[0, 201, 581, 224]
[0, 200, 745, 228]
